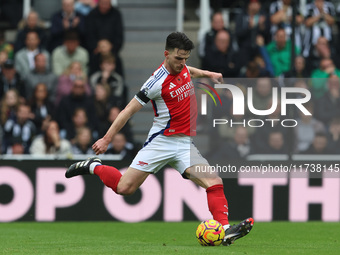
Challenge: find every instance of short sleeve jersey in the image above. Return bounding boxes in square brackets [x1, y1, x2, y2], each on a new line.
[135, 64, 197, 138]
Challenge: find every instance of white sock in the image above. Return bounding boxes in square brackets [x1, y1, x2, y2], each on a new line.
[89, 162, 101, 174]
[223, 224, 230, 231]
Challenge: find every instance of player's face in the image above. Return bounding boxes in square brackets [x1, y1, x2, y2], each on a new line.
[165, 48, 190, 74]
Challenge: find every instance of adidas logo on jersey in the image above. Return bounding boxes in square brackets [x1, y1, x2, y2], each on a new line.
[169, 82, 176, 90]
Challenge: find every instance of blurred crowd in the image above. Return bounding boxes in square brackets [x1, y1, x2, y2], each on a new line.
[200, 0, 340, 159]
[0, 0, 137, 159]
[0, 0, 340, 158]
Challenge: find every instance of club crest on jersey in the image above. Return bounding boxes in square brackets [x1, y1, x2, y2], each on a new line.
[137, 161, 149, 166]
[183, 72, 188, 79]
[169, 82, 176, 90]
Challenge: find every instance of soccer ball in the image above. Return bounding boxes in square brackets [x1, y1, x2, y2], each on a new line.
[196, 219, 225, 246]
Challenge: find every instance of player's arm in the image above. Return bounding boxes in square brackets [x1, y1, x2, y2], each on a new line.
[187, 66, 223, 83]
[92, 98, 143, 155]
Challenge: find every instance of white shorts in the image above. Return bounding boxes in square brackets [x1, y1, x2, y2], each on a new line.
[130, 134, 209, 175]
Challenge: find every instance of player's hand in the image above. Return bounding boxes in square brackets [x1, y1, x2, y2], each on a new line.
[209, 72, 223, 84]
[92, 138, 110, 155]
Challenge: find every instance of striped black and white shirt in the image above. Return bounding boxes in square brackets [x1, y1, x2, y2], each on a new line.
[302, 1, 336, 57]
[269, 0, 303, 48]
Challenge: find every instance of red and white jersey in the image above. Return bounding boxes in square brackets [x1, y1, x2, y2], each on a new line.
[135, 64, 197, 140]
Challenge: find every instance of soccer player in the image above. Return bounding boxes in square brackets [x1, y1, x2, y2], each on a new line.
[65, 32, 253, 245]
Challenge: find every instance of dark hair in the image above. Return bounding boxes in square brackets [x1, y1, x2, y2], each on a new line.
[275, 27, 286, 34]
[17, 103, 31, 112]
[165, 32, 194, 52]
[314, 132, 327, 139]
[63, 29, 80, 42]
[100, 54, 116, 65]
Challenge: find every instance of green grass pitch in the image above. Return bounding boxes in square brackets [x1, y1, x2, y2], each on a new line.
[1, 222, 339, 255]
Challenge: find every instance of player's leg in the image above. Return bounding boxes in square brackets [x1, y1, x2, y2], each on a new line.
[180, 142, 230, 226]
[184, 165, 254, 246]
[115, 167, 150, 195]
[183, 165, 229, 226]
[94, 164, 150, 195]
[65, 157, 149, 195]
[92, 134, 174, 195]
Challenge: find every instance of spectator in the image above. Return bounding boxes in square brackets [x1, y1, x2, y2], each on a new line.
[311, 58, 340, 98]
[30, 120, 72, 155]
[90, 54, 126, 107]
[56, 78, 96, 137]
[303, 0, 336, 58]
[284, 79, 311, 118]
[3, 104, 36, 154]
[85, 0, 124, 71]
[269, 0, 304, 49]
[14, 31, 50, 79]
[105, 132, 136, 161]
[247, 77, 273, 117]
[89, 38, 124, 77]
[5, 137, 26, 155]
[93, 83, 112, 130]
[265, 28, 300, 77]
[257, 131, 288, 154]
[75, 0, 97, 16]
[305, 36, 340, 75]
[98, 106, 134, 142]
[49, 0, 85, 51]
[239, 58, 272, 78]
[0, 30, 14, 59]
[327, 117, 340, 154]
[28, 83, 55, 134]
[66, 107, 93, 143]
[52, 29, 89, 76]
[280, 56, 310, 87]
[212, 126, 252, 160]
[55, 61, 92, 106]
[208, 84, 242, 149]
[0, 50, 9, 71]
[300, 132, 332, 154]
[242, 35, 275, 78]
[231, 126, 252, 158]
[0, 59, 26, 100]
[14, 10, 47, 52]
[217, 105, 256, 143]
[0, 88, 19, 126]
[281, 56, 309, 80]
[235, 0, 267, 64]
[71, 126, 94, 154]
[202, 30, 241, 77]
[294, 102, 325, 153]
[251, 101, 288, 153]
[199, 11, 231, 58]
[86, 0, 124, 77]
[24, 53, 58, 101]
[314, 75, 340, 126]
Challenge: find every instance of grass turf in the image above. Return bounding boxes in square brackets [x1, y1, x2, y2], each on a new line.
[0, 222, 339, 255]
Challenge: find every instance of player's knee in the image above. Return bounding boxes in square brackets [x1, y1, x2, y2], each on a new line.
[117, 184, 137, 196]
[206, 176, 223, 188]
